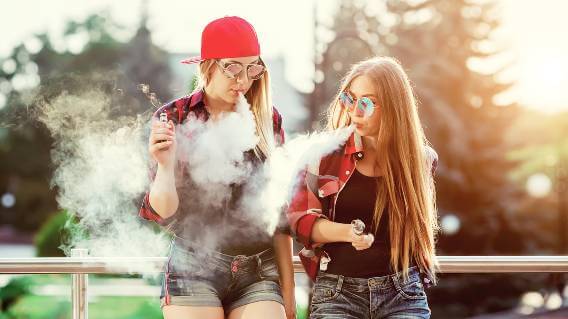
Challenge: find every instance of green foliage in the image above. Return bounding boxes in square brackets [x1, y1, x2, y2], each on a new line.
[123, 300, 162, 319]
[189, 74, 200, 93]
[508, 111, 568, 180]
[9, 295, 162, 319]
[0, 277, 32, 314]
[313, 0, 555, 316]
[0, 11, 173, 232]
[34, 210, 67, 257]
[34, 210, 83, 257]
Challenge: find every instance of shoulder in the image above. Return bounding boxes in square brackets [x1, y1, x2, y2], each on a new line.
[272, 106, 285, 145]
[152, 92, 203, 124]
[152, 96, 191, 123]
[272, 106, 283, 128]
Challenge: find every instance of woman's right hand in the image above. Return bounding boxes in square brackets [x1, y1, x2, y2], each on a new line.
[149, 119, 176, 168]
[348, 226, 374, 251]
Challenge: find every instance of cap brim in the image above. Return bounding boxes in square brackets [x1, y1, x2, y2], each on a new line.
[180, 56, 203, 64]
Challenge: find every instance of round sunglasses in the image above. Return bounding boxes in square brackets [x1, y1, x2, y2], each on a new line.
[339, 91, 377, 117]
[215, 59, 266, 81]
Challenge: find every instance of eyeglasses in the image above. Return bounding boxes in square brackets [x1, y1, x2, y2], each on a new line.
[215, 59, 266, 81]
[339, 91, 377, 117]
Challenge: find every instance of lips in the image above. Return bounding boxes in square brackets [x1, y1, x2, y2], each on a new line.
[352, 122, 364, 129]
[230, 89, 246, 95]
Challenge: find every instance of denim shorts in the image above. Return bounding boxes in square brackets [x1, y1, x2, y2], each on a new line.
[310, 266, 430, 319]
[160, 240, 284, 313]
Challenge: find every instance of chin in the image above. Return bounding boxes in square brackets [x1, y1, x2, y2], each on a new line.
[225, 94, 238, 104]
[355, 127, 368, 136]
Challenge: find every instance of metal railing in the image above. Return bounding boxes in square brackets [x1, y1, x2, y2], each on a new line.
[2, 253, 568, 319]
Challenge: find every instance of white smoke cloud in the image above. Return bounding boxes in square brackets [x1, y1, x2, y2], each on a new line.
[243, 125, 355, 233]
[176, 94, 258, 206]
[39, 89, 354, 274]
[39, 89, 169, 274]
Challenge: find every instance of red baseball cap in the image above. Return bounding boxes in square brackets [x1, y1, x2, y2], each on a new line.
[181, 16, 261, 64]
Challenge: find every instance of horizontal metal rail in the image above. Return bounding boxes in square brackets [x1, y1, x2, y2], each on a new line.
[1, 256, 568, 274]
[2, 255, 568, 319]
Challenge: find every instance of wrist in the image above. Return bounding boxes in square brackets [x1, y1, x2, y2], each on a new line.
[157, 162, 175, 174]
[341, 223, 353, 242]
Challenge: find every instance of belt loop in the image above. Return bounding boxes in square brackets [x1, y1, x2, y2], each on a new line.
[256, 255, 262, 270]
[256, 255, 264, 280]
[336, 275, 344, 292]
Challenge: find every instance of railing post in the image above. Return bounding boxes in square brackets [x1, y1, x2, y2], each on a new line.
[71, 248, 89, 319]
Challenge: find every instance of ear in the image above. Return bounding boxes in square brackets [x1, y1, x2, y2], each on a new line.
[204, 63, 218, 86]
[209, 63, 217, 77]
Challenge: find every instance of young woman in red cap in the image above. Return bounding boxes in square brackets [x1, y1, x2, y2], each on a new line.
[287, 56, 438, 318]
[139, 16, 295, 319]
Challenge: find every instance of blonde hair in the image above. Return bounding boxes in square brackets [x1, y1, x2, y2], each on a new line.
[196, 59, 275, 160]
[327, 56, 439, 282]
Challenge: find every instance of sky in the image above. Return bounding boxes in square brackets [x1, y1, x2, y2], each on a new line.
[1, 0, 567, 112]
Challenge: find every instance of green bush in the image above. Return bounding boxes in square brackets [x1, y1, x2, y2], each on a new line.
[34, 210, 78, 257]
[0, 277, 32, 316]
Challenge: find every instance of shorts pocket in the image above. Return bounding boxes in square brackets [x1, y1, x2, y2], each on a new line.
[393, 277, 427, 300]
[311, 276, 342, 304]
[258, 259, 280, 281]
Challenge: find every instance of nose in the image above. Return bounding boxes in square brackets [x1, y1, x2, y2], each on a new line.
[347, 106, 360, 118]
[235, 71, 248, 84]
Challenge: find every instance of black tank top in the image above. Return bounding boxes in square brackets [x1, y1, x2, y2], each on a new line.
[325, 168, 392, 278]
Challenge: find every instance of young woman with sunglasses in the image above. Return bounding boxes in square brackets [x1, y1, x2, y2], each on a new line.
[139, 16, 295, 319]
[287, 56, 438, 318]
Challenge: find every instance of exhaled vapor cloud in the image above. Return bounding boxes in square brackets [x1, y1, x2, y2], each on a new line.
[39, 90, 353, 273]
[38, 89, 170, 273]
[176, 94, 259, 207]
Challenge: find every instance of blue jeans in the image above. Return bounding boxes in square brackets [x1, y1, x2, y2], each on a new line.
[310, 267, 430, 319]
[161, 240, 283, 313]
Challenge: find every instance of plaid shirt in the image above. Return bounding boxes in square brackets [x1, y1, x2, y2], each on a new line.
[138, 90, 285, 226]
[287, 132, 438, 281]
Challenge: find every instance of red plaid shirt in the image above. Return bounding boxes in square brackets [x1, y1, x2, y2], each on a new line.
[287, 133, 438, 281]
[138, 90, 286, 226]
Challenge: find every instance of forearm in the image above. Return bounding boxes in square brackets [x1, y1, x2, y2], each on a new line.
[148, 164, 179, 218]
[274, 233, 295, 290]
[310, 218, 352, 244]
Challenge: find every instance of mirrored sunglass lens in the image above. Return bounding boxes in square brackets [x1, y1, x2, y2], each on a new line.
[247, 64, 265, 78]
[340, 92, 354, 108]
[339, 92, 347, 104]
[225, 63, 243, 77]
[359, 97, 374, 109]
[359, 97, 375, 117]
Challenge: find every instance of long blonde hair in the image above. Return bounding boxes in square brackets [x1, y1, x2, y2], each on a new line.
[327, 56, 439, 281]
[196, 59, 275, 160]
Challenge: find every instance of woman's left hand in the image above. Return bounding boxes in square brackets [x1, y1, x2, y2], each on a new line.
[351, 233, 374, 251]
[281, 285, 296, 319]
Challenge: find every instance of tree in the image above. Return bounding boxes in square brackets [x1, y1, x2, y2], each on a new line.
[380, 1, 539, 315]
[310, 0, 542, 316]
[310, 0, 378, 128]
[0, 10, 173, 235]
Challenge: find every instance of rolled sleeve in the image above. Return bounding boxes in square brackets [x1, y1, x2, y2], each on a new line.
[295, 211, 326, 249]
[272, 106, 285, 146]
[286, 169, 326, 249]
[139, 193, 177, 228]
